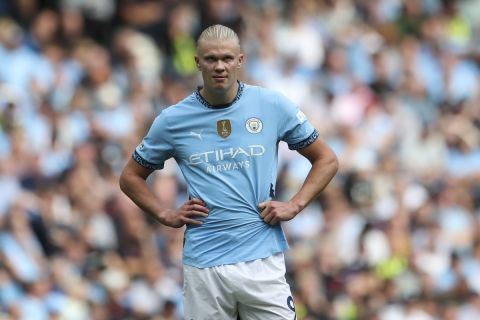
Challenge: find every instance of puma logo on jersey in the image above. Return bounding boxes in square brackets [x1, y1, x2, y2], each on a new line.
[190, 130, 203, 140]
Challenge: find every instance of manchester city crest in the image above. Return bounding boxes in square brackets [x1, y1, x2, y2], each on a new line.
[245, 117, 263, 134]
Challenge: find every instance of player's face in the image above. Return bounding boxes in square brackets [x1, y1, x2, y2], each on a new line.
[195, 39, 244, 94]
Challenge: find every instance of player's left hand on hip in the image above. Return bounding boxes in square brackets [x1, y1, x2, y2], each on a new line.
[258, 201, 298, 225]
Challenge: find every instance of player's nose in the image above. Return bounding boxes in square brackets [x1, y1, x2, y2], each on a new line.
[214, 60, 227, 71]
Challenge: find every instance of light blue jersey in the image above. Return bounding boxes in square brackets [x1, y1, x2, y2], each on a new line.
[133, 83, 319, 268]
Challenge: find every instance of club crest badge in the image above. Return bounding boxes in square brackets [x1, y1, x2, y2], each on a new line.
[245, 117, 263, 134]
[217, 119, 231, 138]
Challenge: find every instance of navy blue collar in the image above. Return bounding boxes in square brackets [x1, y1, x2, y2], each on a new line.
[195, 81, 244, 109]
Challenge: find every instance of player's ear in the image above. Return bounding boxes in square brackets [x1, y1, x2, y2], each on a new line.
[194, 56, 201, 70]
[237, 54, 244, 69]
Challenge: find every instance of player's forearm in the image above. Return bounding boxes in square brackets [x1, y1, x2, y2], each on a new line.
[289, 154, 338, 213]
[119, 173, 169, 224]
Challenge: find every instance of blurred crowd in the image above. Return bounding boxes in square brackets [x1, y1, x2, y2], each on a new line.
[0, 0, 479, 319]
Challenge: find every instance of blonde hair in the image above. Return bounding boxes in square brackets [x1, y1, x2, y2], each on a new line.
[197, 24, 240, 47]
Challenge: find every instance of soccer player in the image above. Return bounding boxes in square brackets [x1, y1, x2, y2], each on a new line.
[119, 24, 338, 319]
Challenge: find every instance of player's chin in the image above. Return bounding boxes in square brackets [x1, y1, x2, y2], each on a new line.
[210, 82, 230, 91]
[211, 78, 228, 85]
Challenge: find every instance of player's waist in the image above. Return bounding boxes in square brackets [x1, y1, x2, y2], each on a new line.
[183, 222, 287, 268]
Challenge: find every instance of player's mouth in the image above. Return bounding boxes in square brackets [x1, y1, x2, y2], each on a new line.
[213, 75, 227, 82]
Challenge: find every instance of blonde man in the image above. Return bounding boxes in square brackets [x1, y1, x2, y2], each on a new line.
[120, 24, 338, 319]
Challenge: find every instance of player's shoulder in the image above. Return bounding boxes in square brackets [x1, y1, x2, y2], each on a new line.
[242, 83, 285, 103]
[243, 83, 279, 96]
[155, 93, 198, 118]
[243, 83, 296, 112]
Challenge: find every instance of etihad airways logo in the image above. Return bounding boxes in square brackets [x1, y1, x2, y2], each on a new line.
[187, 144, 266, 165]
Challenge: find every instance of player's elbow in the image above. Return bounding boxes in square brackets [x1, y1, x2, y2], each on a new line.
[331, 154, 340, 175]
[119, 168, 139, 196]
[118, 170, 130, 194]
[324, 149, 339, 176]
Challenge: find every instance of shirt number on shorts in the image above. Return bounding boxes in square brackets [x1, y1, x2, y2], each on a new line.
[287, 296, 296, 319]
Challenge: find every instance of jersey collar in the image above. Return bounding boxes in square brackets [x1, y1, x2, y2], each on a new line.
[194, 81, 244, 109]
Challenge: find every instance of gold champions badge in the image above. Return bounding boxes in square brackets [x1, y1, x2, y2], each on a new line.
[217, 119, 232, 138]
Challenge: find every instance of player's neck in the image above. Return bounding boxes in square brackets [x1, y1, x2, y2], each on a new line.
[200, 82, 239, 107]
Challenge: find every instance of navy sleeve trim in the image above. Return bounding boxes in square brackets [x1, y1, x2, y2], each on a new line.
[132, 150, 164, 170]
[288, 129, 319, 150]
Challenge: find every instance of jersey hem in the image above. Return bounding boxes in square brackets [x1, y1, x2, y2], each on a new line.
[182, 248, 287, 269]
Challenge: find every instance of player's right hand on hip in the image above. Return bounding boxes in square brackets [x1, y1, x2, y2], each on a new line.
[161, 198, 209, 228]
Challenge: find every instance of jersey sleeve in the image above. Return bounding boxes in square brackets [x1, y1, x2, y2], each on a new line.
[276, 93, 319, 150]
[132, 111, 175, 170]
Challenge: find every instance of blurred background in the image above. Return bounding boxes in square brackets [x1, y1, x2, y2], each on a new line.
[0, 0, 479, 319]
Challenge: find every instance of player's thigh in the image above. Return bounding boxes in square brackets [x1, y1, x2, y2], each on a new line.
[183, 264, 237, 320]
[236, 253, 297, 320]
[238, 284, 296, 320]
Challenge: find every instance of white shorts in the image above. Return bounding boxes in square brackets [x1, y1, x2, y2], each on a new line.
[183, 253, 296, 320]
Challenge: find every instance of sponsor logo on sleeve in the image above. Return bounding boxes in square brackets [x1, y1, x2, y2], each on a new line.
[296, 110, 306, 123]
